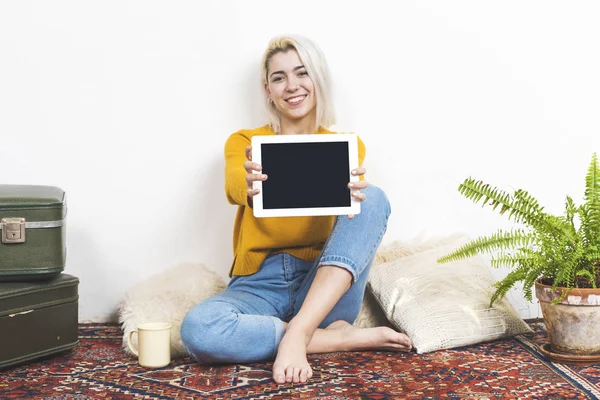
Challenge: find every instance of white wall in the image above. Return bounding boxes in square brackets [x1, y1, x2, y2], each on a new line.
[1, 1, 599, 322]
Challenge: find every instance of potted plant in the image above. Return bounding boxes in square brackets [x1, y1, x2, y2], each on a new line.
[438, 153, 600, 359]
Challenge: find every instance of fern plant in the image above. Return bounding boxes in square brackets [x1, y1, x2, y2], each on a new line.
[438, 153, 600, 305]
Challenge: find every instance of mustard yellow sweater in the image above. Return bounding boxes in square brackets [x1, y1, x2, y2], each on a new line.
[225, 124, 366, 277]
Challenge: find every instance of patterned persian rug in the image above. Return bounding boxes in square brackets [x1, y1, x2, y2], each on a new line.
[1, 321, 600, 399]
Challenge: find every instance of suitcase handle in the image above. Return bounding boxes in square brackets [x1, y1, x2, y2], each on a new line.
[128, 330, 139, 356]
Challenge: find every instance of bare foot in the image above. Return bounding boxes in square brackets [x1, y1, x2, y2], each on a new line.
[326, 320, 412, 352]
[272, 328, 312, 384]
[272, 321, 412, 385]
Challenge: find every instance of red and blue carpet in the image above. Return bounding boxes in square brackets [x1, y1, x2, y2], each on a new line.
[1, 321, 599, 399]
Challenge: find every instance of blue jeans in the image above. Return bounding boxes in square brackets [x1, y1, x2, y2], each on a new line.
[180, 185, 391, 364]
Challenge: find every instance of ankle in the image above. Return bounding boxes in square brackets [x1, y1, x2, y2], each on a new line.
[286, 320, 315, 344]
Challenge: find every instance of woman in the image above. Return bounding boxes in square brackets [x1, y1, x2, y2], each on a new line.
[181, 34, 411, 385]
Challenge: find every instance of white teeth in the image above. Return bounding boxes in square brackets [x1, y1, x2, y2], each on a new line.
[287, 96, 305, 104]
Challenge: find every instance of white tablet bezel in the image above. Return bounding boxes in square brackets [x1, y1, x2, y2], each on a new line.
[251, 133, 361, 218]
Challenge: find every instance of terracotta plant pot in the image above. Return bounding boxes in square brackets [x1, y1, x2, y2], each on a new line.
[535, 281, 600, 355]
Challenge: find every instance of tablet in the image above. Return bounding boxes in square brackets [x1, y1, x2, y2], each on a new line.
[251, 133, 361, 218]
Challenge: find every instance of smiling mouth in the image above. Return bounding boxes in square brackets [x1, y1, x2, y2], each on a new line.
[286, 95, 306, 105]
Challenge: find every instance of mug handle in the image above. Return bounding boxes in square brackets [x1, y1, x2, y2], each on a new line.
[128, 330, 139, 356]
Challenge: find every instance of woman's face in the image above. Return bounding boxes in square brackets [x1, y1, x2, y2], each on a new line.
[265, 50, 317, 124]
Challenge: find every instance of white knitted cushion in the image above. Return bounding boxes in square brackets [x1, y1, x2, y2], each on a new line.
[367, 237, 532, 353]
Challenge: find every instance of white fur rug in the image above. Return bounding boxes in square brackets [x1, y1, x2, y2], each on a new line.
[118, 262, 227, 357]
[119, 234, 466, 357]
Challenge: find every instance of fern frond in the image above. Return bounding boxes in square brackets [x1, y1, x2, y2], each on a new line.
[553, 244, 585, 289]
[437, 229, 534, 263]
[565, 196, 577, 233]
[514, 190, 577, 242]
[584, 249, 600, 264]
[457, 179, 565, 237]
[489, 248, 546, 305]
[458, 178, 512, 211]
[458, 179, 540, 224]
[524, 262, 546, 301]
[490, 265, 531, 305]
[511, 189, 546, 222]
[583, 153, 600, 246]
[489, 252, 536, 269]
[576, 270, 597, 289]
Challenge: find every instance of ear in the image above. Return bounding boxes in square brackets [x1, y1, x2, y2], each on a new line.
[264, 82, 271, 99]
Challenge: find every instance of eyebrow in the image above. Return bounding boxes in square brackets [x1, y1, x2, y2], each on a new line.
[269, 65, 306, 79]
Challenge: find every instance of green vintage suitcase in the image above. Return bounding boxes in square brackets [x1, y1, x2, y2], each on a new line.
[0, 274, 79, 369]
[0, 185, 67, 281]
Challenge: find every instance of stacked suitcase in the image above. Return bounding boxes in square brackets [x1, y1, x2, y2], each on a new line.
[0, 185, 79, 369]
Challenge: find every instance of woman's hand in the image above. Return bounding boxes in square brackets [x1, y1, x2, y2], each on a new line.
[348, 167, 368, 219]
[244, 145, 267, 206]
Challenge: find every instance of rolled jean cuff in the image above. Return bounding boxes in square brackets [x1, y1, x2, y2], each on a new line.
[268, 316, 285, 359]
[318, 256, 358, 285]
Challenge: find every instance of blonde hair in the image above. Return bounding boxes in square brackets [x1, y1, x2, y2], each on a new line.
[261, 34, 336, 134]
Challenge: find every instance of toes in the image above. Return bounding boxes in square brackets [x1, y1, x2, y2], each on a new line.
[285, 366, 294, 383]
[395, 344, 413, 352]
[276, 365, 313, 384]
[300, 368, 309, 383]
[398, 333, 412, 347]
[380, 344, 411, 352]
[273, 364, 286, 384]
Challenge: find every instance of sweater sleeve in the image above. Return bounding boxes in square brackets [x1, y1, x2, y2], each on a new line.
[357, 135, 366, 181]
[224, 131, 251, 206]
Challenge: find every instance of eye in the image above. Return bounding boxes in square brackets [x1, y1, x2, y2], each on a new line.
[272, 76, 283, 82]
[299, 71, 308, 76]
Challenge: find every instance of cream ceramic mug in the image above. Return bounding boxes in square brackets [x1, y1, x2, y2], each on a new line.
[128, 322, 171, 368]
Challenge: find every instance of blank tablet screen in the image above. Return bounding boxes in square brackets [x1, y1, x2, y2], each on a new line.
[261, 142, 350, 209]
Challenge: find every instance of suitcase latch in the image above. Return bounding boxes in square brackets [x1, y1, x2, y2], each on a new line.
[1, 218, 26, 244]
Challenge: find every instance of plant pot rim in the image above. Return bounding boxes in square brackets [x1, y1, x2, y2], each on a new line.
[535, 280, 600, 305]
[535, 280, 600, 293]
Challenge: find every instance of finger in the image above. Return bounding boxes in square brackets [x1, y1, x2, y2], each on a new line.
[348, 214, 354, 219]
[243, 161, 262, 173]
[351, 191, 366, 201]
[348, 180, 368, 190]
[245, 145, 253, 161]
[246, 188, 260, 197]
[245, 173, 268, 185]
[351, 167, 366, 176]
[292, 367, 300, 383]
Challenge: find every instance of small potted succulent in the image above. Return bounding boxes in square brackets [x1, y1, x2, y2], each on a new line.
[438, 154, 600, 360]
